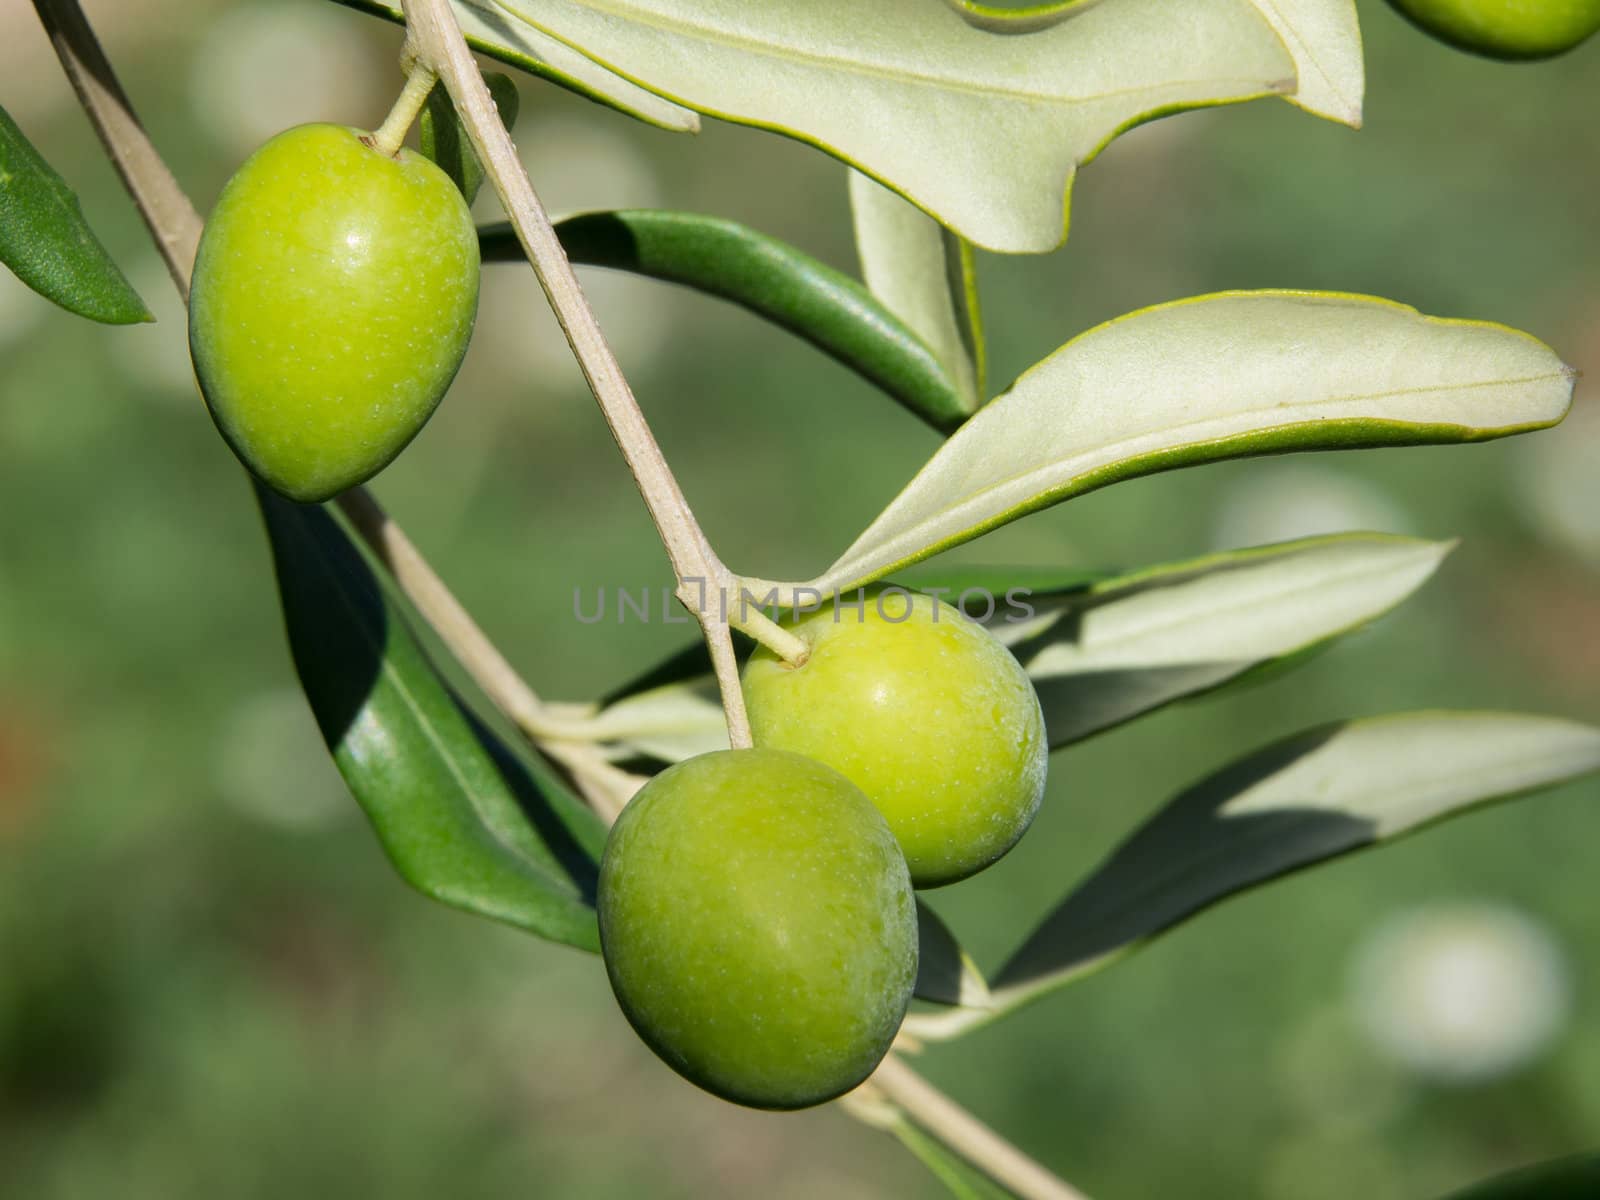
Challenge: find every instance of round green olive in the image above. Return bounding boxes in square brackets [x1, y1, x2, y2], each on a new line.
[1386, 0, 1600, 58]
[743, 589, 1048, 888]
[189, 123, 479, 502]
[598, 748, 917, 1110]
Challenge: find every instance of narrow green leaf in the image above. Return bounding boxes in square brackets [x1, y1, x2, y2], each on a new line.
[0, 102, 150, 325]
[802, 292, 1572, 597]
[496, 0, 1295, 252]
[593, 535, 1445, 766]
[1440, 1153, 1600, 1199]
[1247, 0, 1364, 125]
[484, 210, 968, 429]
[256, 483, 603, 951]
[914, 901, 991, 1009]
[906, 712, 1600, 1040]
[896, 563, 1112, 600]
[582, 674, 727, 765]
[420, 72, 519, 205]
[890, 1118, 1019, 1200]
[326, 0, 698, 131]
[849, 170, 985, 412]
[1002, 533, 1455, 746]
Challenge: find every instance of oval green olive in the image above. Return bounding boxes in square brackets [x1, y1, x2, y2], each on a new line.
[189, 123, 479, 502]
[743, 589, 1048, 888]
[598, 748, 917, 1110]
[1387, 0, 1600, 58]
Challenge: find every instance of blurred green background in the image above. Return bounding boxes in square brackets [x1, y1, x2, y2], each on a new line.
[2, 2, 1598, 1197]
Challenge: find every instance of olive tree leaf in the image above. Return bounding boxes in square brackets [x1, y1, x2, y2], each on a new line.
[899, 563, 1113, 599]
[1441, 1153, 1600, 1199]
[792, 292, 1572, 598]
[256, 483, 603, 952]
[889, 1118, 1019, 1200]
[1001, 532, 1454, 746]
[588, 534, 1448, 763]
[905, 711, 1600, 1040]
[1247, 0, 1364, 125]
[495, 0, 1295, 253]
[0, 102, 150, 325]
[421, 72, 520, 204]
[327, 0, 698, 131]
[484, 210, 968, 428]
[849, 170, 985, 413]
[583, 674, 728, 765]
[914, 900, 992, 1009]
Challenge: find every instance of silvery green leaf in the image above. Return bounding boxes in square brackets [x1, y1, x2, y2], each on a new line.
[1002, 533, 1454, 745]
[1248, 0, 1364, 125]
[582, 677, 728, 764]
[494, 0, 1295, 252]
[849, 170, 984, 412]
[593, 534, 1451, 762]
[796, 292, 1571, 598]
[328, 0, 698, 130]
[905, 712, 1600, 1040]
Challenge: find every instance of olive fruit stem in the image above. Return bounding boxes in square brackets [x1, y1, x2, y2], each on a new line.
[400, 0, 790, 746]
[370, 60, 438, 158]
[731, 603, 810, 666]
[32, 0, 640, 818]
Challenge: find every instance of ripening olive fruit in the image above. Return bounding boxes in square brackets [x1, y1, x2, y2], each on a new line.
[743, 589, 1047, 889]
[189, 123, 479, 502]
[598, 748, 917, 1110]
[1386, 0, 1600, 58]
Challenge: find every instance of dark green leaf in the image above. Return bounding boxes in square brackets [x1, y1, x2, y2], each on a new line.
[484, 210, 969, 430]
[0, 102, 150, 325]
[893, 562, 1110, 607]
[913, 900, 989, 1008]
[890, 1118, 1018, 1200]
[256, 483, 602, 951]
[420, 73, 519, 205]
[906, 711, 1600, 1040]
[1440, 1153, 1600, 1199]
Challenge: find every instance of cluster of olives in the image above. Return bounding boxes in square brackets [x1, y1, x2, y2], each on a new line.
[188, 126, 1048, 1111]
[600, 589, 1048, 1109]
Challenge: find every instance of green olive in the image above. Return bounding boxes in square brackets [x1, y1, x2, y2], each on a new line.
[1387, 0, 1600, 58]
[189, 123, 479, 502]
[598, 748, 917, 1110]
[743, 589, 1048, 888]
